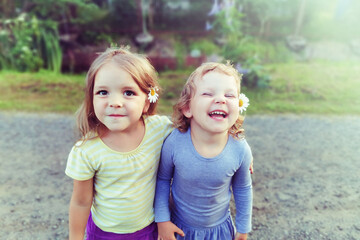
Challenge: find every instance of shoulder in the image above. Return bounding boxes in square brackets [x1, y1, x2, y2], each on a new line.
[167, 128, 187, 140]
[66, 138, 102, 180]
[160, 129, 188, 159]
[228, 137, 252, 162]
[160, 128, 186, 148]
[145, 115, 173, 138]
[70, 137, 102, 156]
[230, 137, 251, 152]
[73, 137, 100, 149]
[145, 115, 171, 126]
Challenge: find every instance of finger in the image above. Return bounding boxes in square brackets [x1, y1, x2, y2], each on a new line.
[176, 227, 185, 237]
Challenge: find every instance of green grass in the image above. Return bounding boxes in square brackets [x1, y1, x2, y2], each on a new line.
[1, 61, 360, 115]
[244, 61, 360, 115]
[0, 70, 85, 113]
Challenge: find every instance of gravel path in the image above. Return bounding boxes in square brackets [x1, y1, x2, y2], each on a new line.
[0, 111, 359, 240]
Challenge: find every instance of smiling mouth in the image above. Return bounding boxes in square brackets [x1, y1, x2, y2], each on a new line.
[209, 111, 227, 118]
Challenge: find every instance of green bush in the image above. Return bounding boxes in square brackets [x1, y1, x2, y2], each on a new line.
[174, 38, 187, 69]
[189, 39, 220, 56]
[220, 37, 270, 88]
[242, 57, 271, 89]
[0, 14, 62, 72]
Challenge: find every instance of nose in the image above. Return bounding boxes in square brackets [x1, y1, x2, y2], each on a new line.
[109, 94, 123, 108]
[214, 95, 226, 104]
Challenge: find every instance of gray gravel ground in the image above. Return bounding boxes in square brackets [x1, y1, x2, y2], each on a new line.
[0, 111, 359, 240]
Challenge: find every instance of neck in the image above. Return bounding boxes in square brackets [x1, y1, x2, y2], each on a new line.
[190, 127, 229, 158]
[100, 119, 146, 152]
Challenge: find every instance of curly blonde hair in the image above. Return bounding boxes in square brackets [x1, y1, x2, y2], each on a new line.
[76, 46, 160, 140]
[172, 62, 245, 139]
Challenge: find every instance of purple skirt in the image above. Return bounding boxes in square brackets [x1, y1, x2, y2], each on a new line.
[86, 213, 158, 240]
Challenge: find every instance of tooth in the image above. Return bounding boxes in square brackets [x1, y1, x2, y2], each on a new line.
[210, 111, 226, 116]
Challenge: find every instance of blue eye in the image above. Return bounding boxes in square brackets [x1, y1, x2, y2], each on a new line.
[96, 90, 108, 96]
[124, 90, 135, 97]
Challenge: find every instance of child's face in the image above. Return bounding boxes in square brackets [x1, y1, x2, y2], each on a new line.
[93, 62, 149, 133]
[183, 71, 239, 136]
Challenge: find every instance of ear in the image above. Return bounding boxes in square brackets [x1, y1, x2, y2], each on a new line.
[182, 105, 192, 118]
[143, 100, 150, 114]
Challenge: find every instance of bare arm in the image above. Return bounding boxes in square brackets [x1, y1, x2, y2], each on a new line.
[69, 178, 94, 240]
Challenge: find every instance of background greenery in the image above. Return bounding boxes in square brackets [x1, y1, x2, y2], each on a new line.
[1, 61, 359, 115]
[0, 0, 359, 115]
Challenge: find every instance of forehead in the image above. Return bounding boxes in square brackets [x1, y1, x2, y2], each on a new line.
[196, 70, 239, 89]
[94, 63, 137, 86]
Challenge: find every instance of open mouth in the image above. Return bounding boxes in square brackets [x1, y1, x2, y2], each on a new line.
[209, 111, 227, 118]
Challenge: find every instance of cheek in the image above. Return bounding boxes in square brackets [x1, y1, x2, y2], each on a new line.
[229, 99, 239, 110]
[93, 99, 99, 109]
[93, 98, 105, 114]
[142, 97, 151, 113]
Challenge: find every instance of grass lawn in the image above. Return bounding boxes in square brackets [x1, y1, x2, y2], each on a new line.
[245, 61, 360, 115]
[1, 61, 359, 115]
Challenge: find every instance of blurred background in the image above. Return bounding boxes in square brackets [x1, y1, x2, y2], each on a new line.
[1, 2, 360, 239]
[0, 0, 359, 115]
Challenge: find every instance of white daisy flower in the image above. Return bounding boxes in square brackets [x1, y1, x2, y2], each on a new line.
[239, 93, 249, 113]
[148, 87, 159, 103]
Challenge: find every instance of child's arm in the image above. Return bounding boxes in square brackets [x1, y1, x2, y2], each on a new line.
[232, 142, 253, 237]
[69, 178, 93, 240]
[157, 221, 185, 240]
[235, 232, 248, 240]
[154, 131, 184, 239]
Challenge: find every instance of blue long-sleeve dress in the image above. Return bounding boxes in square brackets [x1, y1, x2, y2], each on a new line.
[155, 128, 253, 239]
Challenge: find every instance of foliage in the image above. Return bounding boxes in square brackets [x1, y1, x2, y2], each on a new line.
[189, 39, 220, 56]
[153, 0, 211, 32]
[174, 38, 187, 69]
[241, 57, 271, 89]
[1, 0, 359, 76]
[239, 0, 298, 40]
[0, 14, 62, 72]
[237, 0, 360, 41]
[302, 0, 360, 41]
[211, 3, 271, 89]
[0, 0, 111, 72]
[211, 1, 244, 39]
[2, 0, 108, 44]
[221, 37, 272, 88]
[226, 38, 293, 64]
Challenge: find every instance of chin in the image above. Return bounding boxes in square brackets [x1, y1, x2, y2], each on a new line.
[209, 128, 230, 134]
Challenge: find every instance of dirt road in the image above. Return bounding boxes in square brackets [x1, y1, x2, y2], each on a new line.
[0, 112, 359, 240]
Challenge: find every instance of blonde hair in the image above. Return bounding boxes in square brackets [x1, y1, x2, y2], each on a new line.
[76, 47, 160, 140]
[172, 62, 245, 139]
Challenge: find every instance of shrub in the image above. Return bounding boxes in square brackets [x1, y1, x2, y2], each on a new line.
[189, 39, 220, 56]
[0, 14, 62, 72]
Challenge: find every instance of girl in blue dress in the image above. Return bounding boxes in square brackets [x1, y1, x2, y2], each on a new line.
[155, 62, 253, 240]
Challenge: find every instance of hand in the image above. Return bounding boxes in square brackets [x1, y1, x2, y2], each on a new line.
[249, 157, 254, 174]
[157, 221, 185, 240]
[234, 232, 248, 240]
